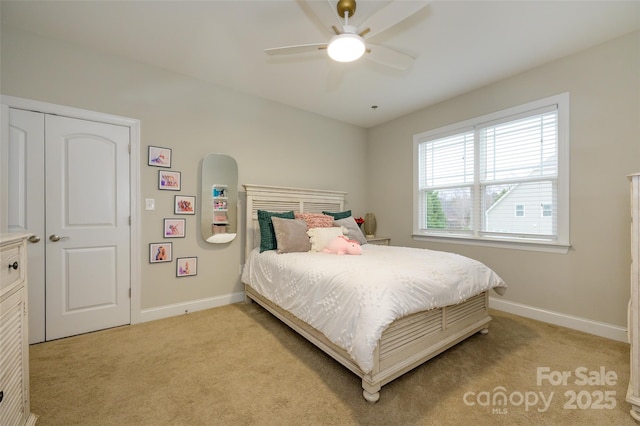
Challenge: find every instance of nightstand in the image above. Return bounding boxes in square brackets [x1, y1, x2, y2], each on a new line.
[365, 236, 390, 246]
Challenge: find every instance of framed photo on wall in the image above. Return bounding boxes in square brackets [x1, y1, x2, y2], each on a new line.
[176, 257, 197, 277]
[174, 195, 196, 215]
[164, 218, 186, 238]
[148, 146, 172, 168]
[158, 170, 181, 191]
[149, 242, 172, 263]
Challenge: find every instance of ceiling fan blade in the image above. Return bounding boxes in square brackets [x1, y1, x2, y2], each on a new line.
[265, 43, 328, 56]
[302, 0, 344, 34]
[365, 44, 414, 70]
[358, 0, 430, 39]
[325, 62, 347, 93]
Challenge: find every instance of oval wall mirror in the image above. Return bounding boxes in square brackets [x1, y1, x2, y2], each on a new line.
[200, 153, 238, 243]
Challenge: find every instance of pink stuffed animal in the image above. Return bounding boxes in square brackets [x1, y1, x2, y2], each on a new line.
[322, 235, 362, 255]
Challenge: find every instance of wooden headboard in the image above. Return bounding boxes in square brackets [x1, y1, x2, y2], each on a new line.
[243, 184, 346, 259]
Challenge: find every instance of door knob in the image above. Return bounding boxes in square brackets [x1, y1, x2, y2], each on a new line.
[28, 235, 41, 243]
[49, 234, 69, 242]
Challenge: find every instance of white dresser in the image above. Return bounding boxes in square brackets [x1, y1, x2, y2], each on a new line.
[0, 233, 37, 425]
[628, 173, 640, 421]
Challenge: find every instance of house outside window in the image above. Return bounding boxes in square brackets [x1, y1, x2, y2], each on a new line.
[413, 93, 570, 252]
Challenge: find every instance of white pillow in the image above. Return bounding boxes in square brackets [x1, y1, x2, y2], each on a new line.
[307, 226, 344, 252]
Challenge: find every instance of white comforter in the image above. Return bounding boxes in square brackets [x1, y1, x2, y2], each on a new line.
[241, 244, 506, 373]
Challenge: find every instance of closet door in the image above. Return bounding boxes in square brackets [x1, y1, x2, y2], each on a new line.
[7, 108, 46, 343]
[45, 115, 131, 340]
[5, 108, 131, 342]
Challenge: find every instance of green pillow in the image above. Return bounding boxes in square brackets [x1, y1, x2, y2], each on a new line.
[322, 210, 352, 220]
[257, 210, 295, 252]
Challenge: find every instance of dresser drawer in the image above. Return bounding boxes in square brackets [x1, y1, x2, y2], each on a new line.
[0, 240, 25, 297]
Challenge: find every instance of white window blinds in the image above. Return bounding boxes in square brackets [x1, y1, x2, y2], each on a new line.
[480, 107, 558, 238]
[414, 95, 568, 248]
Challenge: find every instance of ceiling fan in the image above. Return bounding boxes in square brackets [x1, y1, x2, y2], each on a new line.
[264, 0, 430, 70]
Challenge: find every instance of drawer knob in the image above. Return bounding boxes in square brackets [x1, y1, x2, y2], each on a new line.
[8, 261, 18, 270]
[0, 390, 3, 403]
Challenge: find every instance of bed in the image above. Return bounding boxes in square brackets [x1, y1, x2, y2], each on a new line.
[241, 184, 506, 403]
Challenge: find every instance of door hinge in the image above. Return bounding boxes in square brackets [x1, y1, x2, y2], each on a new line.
[129, 288, 131, 298]
[129, 216, 131, 226]
[128, 144, 131, 154]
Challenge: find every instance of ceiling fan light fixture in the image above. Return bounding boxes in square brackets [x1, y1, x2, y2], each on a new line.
[327, 33, 365, 63]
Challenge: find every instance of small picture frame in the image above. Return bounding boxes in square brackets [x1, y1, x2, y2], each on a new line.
[176, 257, 197, 277]
[149, 242, 172, 263]
[164, 218, 186, 238]
[148, 146, 172, 168]
[159, 170, 181, 191]
[174, 195, 196, 215]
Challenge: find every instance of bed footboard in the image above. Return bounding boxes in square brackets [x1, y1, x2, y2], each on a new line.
[245, 284, 491, 403]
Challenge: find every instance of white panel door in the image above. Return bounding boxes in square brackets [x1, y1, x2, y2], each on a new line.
[45, 115, 130, 340]
[7, 108, 46, 343]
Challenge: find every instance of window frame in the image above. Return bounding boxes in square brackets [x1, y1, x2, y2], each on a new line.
[412, 93, 570, 253]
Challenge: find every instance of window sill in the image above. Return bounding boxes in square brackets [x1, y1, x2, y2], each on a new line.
[412, 234, 571, 254]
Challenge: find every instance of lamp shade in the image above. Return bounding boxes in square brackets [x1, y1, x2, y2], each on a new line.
[327, 33, 366, 62]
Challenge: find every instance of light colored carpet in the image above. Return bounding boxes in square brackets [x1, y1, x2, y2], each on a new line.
[30, 302, 636, 425]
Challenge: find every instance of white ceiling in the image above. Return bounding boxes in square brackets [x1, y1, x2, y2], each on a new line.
[2, 1, 639, 128]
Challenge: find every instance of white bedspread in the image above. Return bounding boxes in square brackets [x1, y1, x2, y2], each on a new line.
[241, 244, 506, 373]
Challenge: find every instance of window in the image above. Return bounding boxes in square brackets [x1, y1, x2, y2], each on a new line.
[413, 94, 570, 252]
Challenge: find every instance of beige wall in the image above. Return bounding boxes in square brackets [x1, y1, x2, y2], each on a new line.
[367, 31, 640, 327]
[3, 25, 639, 330]
[0, 28, 368, 311]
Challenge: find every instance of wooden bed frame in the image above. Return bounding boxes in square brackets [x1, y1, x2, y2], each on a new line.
[242, 184, 492, 403]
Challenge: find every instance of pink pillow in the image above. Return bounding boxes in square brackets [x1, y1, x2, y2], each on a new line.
[294, 212, 335, 230]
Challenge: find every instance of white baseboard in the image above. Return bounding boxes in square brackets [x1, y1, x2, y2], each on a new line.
[489, 297, 628, 343]
[138, 293, 628, 342]
[139, 291, 246, 323]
